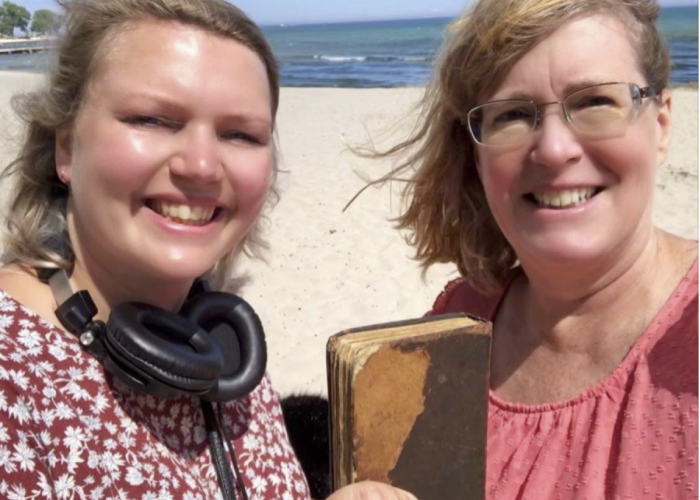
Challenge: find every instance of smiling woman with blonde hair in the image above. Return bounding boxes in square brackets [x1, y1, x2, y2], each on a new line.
[0, 1, 416, 499]
[378, 0, 697, 496]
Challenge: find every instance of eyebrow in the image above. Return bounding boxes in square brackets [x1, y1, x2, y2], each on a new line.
[560, 78, 614, 97]
[122, 93, 186, 113]
[494, 78, 616, 102]
[120, 92, 272, 127]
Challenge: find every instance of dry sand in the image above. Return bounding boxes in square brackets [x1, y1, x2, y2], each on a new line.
[0, 72, 697, 395]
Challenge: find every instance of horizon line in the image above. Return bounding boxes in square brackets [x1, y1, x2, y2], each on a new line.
[260, 14, 458, 28]
[258, 4, 698, 28]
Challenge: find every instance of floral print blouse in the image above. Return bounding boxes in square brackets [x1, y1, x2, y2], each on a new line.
[0, 291, 310, 500]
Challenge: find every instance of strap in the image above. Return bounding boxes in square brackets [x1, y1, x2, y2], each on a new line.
[218, 403, 249, 500]
[202, 400, 238, 500]
[48, 268, 74, 306]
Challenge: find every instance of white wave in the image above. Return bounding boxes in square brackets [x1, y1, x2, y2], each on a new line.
[314, 55, 367, 62]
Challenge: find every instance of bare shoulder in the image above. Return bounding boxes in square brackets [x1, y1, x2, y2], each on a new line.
[0, 263, 42, 291]
[0, 264, 57, 323]
[653, 231, 698, 307]
[659, 230, 698, 274]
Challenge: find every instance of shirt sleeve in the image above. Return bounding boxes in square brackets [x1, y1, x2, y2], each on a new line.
[427, 277, 500, 320]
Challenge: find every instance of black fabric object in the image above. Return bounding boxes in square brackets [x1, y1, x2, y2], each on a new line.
[280, 394, 331, 500]
[51, 270, 267, 403]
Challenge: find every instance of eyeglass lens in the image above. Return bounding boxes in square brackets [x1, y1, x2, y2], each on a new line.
[469, 83, 641, 147]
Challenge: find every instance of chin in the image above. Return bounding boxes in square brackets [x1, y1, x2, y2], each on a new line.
[535, 248, 600, 265]
[146, 256, 219, 283]
[518, 234, 612, 266]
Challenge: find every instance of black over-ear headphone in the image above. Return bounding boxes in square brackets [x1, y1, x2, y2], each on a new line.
[44, 269, 262, 500]
[47, 269, 267, 402]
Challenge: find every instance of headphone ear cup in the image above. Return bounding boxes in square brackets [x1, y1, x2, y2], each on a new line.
[181, 292, 267, 402]
[104, 302, 225, 399]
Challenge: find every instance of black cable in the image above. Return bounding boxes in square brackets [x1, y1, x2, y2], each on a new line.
[202, 400, 237, 500]
[217, 403, 250, 500]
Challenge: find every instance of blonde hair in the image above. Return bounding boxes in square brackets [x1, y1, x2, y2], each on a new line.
[382, 0, 669, 294]
[2, 0, 280, 290]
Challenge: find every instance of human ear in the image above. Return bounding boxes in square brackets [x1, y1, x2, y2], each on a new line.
[55, 127, 73, 184]
[655, 88, 672, 167]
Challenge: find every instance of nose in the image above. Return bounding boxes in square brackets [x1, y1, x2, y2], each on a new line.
[168, 126, 224, 184]
[529, 105, 583, 170]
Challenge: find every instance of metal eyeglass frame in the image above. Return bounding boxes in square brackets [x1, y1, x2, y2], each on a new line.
[465, 82, 659, 147]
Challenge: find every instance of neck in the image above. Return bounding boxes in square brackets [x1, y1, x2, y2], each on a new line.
[513, 226, 663, 350]
[69, 244, 193, 322]
[491, 228, 695, 402]
[520, 219, 658, 301]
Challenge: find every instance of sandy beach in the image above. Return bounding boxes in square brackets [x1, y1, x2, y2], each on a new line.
[0, 71, 697, 395]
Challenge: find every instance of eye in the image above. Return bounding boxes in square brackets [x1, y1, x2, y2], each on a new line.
[221, 130, 264, 145]
[492, 106, 534, 124]
[124, 115, 179, 129]
[569, 95, 618, 110]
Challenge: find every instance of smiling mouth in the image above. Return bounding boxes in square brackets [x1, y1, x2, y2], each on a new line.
[525, 187, 603, 209]
[145, 200, 221, 226]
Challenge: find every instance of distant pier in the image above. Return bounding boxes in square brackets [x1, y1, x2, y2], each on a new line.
[0, 38, 57, 55]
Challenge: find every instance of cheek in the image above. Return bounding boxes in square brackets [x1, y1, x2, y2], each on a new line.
[227, 149, 273, 213]
[477, 149, 524, 205]
[605, 111, 662, 170]
[71, 124, 167, 192]
[588, 131, 658, 184]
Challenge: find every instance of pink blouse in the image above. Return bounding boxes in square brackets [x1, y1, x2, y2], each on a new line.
[430, 260, 698, 500]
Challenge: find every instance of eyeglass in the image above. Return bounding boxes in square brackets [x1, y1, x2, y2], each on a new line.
[466, 82, 659, 148]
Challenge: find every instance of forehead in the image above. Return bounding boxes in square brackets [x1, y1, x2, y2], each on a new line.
[490, 14, 642, 101]
[94, 18, 261, 77]
[84, 19, 272, 119]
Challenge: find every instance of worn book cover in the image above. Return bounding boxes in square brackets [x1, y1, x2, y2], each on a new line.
[327, 313, 492, 500]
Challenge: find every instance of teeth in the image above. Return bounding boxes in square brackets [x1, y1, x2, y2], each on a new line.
[532, 188, 596, 209]
[151, 201, 216, 226]
[560, 190, 572, 207]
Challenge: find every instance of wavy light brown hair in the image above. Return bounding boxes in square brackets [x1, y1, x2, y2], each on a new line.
[2, 0, 279, 290]
[383, 0, 670, 294]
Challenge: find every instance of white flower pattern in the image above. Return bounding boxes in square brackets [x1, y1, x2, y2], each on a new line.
[0, 292, 310, 499]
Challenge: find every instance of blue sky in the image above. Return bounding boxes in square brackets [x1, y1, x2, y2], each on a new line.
[16, 0, 700, 25]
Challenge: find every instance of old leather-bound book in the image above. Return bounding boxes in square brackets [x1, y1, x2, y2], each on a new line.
[326, 313, 491, 500]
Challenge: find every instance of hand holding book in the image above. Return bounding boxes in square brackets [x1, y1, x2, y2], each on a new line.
[327, 481, 419, 500]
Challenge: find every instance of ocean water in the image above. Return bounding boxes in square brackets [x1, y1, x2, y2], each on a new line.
[1, 7, 697, 87]
[264, 6, 698, 87]
[656, 6, 699, 85]
[263, 17, 446, 87]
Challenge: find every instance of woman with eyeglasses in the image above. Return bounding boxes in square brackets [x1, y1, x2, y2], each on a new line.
[0, 0, 417, 499]
[375, 0, 697, 497]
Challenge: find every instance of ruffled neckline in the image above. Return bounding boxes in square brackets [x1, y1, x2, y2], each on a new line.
[488, 258, 698, 414]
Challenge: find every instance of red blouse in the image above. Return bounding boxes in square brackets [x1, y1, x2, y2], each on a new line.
[0, 291, 310, 500]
